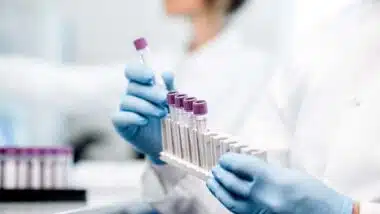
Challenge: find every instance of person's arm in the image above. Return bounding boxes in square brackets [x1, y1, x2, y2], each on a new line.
[0, 56, 125, 113]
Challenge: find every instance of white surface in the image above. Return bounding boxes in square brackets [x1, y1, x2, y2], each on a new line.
[0, 160, 146, 214]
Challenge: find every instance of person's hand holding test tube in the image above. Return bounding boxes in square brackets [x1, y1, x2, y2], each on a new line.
[112, 37, 175, 164]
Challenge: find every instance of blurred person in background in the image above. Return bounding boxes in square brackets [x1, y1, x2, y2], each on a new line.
[112, 0, 279, 213]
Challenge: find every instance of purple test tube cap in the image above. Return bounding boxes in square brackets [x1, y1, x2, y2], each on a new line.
[184, 97, 196, 112]
[193, 100, 208, 116]
[175, 94, 187, 108]
[167, 91, 177, 105]
[133, 37, 148, 50]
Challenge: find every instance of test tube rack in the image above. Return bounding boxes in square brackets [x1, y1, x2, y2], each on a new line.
[159, 92, 271, 181]
[160, 118, 269, 181]
[0, 147, 86, 202]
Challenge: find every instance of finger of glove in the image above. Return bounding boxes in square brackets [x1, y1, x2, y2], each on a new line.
[212, 165, 252, 199]
[120, 95, 167, 117]
[161, 71, 175, 91]
[219, 153, 268, 181]
[125, 64, 154, 85]
[112, 111, 148, 127]
[128, 81, 168, 106]
[206, 178, 253, 214]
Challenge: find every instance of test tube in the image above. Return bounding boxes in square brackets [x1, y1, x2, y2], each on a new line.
[133, 37, 165, 86]
[4, 147, 17, 189]
[163, 92, 177, 154]
[24, 148, 37, 189]
[167, 91, 178, 120]
[17, 148, 29, 189]
[193, 100, 208, 132]
[0, 148, 5, 189]
[183, 97, 196, 127]
[193, 101, 208, 168]
[63, 147, 73, 188]
[182, 97, 196, 162]
[174, 94, 187, 158]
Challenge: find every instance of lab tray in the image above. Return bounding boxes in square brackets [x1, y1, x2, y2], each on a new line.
[0, 189, 87, 202]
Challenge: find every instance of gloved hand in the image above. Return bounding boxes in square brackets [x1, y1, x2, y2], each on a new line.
[207, 153, 354, 214]
[112, 65, 174, 164]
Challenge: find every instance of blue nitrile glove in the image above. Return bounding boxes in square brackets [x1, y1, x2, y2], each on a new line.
[112, 65, 174, 164]
[207, 153, 354, 214]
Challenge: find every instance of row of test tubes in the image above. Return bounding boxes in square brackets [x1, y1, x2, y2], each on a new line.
[0, 147, 72, 190]
[161, 92, 267, 173]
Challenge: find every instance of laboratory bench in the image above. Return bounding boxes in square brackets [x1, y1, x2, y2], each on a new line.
[0, 160, 146, 214]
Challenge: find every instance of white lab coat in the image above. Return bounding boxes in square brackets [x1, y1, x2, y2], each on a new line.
[142, 2, 380, 214]
[141, 28, 277, 214]
[244, 2, 380, 213]
[0, 56, 128, 154]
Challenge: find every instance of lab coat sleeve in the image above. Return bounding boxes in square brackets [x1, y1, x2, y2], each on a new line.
[360, 202, 380, 214]
[0, 56, 126, 114]
[238, 65, 309, 167]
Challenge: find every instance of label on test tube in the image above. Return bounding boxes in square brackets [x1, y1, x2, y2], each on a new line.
[133, 38, 165, 86]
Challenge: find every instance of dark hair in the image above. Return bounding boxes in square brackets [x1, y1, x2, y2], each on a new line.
[207, 0, 247, 14]
[227, 0, 246, 14]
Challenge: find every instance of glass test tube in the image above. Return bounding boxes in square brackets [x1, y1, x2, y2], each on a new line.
[182, 97, 196, 162]
[4, 148, 17, 189]
[17, 148, 29, 189]
[193, 101, 208, 168]
[0, 148, 5, 189]
[174, 94, 187, 158]
[164, 91, 177, 154]
[133, 38, 165, 86]
[63, 147, 73, 188]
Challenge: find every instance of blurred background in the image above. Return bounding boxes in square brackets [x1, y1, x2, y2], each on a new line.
[0, 0, 296, 162]
[0, 0, 354, 212]
[0, 0, 354, 165]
